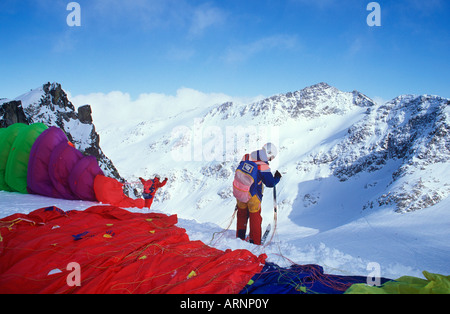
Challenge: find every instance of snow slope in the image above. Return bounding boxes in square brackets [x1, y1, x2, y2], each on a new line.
[1, 82, 449, 281]
[1, 189, 448, 280]
[91, 82, 450, 279]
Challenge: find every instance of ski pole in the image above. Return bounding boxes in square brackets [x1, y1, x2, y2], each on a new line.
[263, 185, 278, 246]
[271, 185, 278, 240]
[273, 185, 278, 214]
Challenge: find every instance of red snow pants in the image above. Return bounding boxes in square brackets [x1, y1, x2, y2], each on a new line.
[144, 197, 154, 209]
[236, 195, 262, 245]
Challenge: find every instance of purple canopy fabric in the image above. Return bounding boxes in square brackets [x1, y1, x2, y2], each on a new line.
[27, 127, 68, 198]
[48, 141, 84, 200]
[68, 155, 104, 201]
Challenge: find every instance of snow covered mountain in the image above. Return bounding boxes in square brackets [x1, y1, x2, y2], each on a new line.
[91, 82, 450, 278]
[295, 89, 450, 213]
[94, 82, 450, 217]
[1, 82, 449, 279]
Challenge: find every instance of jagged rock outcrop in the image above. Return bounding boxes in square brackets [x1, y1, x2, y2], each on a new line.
[0, 100, 30, 127]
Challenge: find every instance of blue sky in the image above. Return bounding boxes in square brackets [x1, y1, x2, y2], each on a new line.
[1, 0, 449, 102]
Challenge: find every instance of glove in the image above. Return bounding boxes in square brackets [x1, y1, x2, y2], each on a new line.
[274, 170, 282, 179]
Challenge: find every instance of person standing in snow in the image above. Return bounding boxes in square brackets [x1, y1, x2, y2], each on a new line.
[232, 143, 281, 245]
[139, 176, 168, 209]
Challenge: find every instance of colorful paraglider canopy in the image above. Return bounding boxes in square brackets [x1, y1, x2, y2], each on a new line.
[1, 123, 109, 203]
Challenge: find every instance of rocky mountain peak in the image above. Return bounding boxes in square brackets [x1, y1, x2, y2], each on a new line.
[206, 82, 375, 125]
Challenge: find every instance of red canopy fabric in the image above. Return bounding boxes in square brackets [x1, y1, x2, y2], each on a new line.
[0, 205, 266, 294]
[94, 175, 145, 209]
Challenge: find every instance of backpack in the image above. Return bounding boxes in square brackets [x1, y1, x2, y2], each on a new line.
[233, 160, 258, 203]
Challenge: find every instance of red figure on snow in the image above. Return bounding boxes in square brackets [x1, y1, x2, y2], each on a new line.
[139, 176, 168, 209]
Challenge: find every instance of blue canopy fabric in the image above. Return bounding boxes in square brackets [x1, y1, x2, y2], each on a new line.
[240, 262, 392, 294]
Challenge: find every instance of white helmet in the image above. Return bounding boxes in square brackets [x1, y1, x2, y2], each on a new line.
[263, 143, 278, 161]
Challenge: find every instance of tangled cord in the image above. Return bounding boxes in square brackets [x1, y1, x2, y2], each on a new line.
[208, 206, 238, 246]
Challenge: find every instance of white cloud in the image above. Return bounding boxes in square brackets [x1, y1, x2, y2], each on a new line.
[223, 34, 299, 63]
[289, 0, 338, 9]
[408, 0, 444, 12]
[87, 0, 226, 37]
[166, 47, 196, 61]
[188, 3, 227, 37]
[348, 37, 363, 56]
[372, 96, 389, 106]
[70, 88, 263, 130]
[88, 0, 186, 30]
[52, 30, 78, 53]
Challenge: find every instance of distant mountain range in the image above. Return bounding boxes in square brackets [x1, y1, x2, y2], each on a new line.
[2, 82, 449, 221]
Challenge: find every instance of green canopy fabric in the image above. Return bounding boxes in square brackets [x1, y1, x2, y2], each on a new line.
[0, 128, 9, 191]
[3, 123, 48, 194]
[345, 271, 450, 294]
[0, 123, 28, 191]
